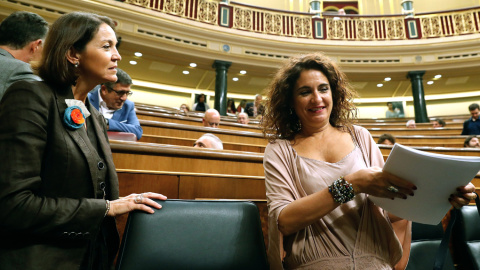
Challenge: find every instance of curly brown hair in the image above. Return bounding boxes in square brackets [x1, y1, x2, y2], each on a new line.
[262, 52, 357, 142]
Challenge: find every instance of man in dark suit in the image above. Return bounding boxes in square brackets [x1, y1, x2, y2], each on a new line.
[245, 94, 265, 117]
[0, 11, 48, 100]
[461, 103, 480, 135]
[88, 68, 143, 139]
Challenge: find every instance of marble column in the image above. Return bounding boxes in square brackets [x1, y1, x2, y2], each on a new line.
[407, 70, 429, 123]
[212, 60, 231, 116]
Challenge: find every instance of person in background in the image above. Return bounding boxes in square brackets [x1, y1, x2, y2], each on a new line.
[464, 136, 480, 148]
[88, 68, 143, 139]
[202, 108, 220, 128]
[261, 52, 475, 270]
[179, 103, 190, 113]
[237, 112, 250, 125]
[245, 94, 264, 117]
[461, 103, 480, 135]
[0, 12, 167, 269]
[226, 98, 236, 114]
[193, 133, 223, 150]
[432, 118, 446, 128]
[0, 11, 48, 100]
[385, 102, 400, 118]
[406, 119, 416, 128]
[237, 99, 247, 113]
[377, 133, 396, 145]
[192, 93, 210, 112]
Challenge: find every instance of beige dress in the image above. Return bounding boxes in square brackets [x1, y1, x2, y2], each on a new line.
[264, 126, 404, 270]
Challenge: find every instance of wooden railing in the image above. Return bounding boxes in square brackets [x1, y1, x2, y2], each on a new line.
[120, 0, 480, 40]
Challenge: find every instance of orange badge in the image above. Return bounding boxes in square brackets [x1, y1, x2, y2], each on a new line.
[71, 108, 85, 124]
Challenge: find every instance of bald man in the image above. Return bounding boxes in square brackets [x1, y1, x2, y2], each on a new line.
[193, 133, 223, 150]
[203, 108, 220, 128]
[237, 112, 250, 125]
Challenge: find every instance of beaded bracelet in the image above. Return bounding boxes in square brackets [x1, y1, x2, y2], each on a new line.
[328, 177, 355, 204]
[104, 200, 111, 217]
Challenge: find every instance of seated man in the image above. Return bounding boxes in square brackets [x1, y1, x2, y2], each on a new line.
[193, 133, 223, 150]
[245, 94, 264, 117]
[432, 118, 446, 128]
[461, 103, 480, 135]
[237, 112, 249, 125]
[88, 68, 143, 139]
[203, 108, 220, 128]
[406, 120, 416, 128]
[377, 133, 395, 145]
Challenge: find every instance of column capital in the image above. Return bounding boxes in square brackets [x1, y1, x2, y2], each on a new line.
[212, 60, 231, 70]
[407, 70, 425, 79]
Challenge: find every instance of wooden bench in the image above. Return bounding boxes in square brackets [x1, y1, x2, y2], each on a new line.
[136, 110, 262, 133]
[140, 134, 266, 153]
[368, 127, 463, 136]
[139, 120, 267, 145]
[111, 140, 264, 176]
[358, 122, 463, 129]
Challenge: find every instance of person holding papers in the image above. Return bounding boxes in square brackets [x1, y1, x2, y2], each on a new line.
[261, 52, 476, 270]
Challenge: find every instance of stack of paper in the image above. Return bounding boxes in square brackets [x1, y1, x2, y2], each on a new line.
[370, 144, 480, 225]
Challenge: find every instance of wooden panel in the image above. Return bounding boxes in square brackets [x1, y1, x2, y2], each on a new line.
[111, 141, 264, 176]
[137, 111, 262, 133]
[140, 120, 267, 145]
[368, 128, 463, 136]
[379, 145, 480, 157]
[373, 135, 467, 145]
[359, 122, 463, 129]
[117, 172, 179, 198]
[179, 176, 266, 199]
[140, 134, 266, 153]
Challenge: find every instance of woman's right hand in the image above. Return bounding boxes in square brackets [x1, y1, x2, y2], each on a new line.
[107, 192, 167, 217]
[345, 167, 416, 200]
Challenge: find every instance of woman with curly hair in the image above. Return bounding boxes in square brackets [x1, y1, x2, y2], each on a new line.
[262, 53, 475, 269]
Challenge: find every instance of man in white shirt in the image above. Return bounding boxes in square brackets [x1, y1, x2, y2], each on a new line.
[88, 68, 143, 139]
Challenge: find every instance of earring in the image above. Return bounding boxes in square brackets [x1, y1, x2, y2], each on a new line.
[74, 62, 79, 68]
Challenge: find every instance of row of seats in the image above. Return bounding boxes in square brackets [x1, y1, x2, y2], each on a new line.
[115, 201, 480, 270]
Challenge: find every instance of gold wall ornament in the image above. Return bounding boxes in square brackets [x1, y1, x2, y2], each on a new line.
[264, 13, 282, 34]
[233, 7, 252, 30]
[198, 0, 218, 24]
[385, 19, 405, 40]
[125, 0, 150, 8]
[421, 17, 443, 37]
[327, 19, 346, 39]
[293, 17, 312, 38]
[356, 20, 375, 40]
[164, 0, 185, 15]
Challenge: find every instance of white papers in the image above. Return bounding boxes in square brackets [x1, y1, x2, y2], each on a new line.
[369, 144, 480, 225]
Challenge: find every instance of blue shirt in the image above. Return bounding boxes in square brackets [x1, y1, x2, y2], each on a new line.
[461, 118, 480, 135]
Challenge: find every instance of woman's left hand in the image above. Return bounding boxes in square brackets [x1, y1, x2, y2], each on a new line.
[107, 192, 167, 217]
[449, 182, 477, 209]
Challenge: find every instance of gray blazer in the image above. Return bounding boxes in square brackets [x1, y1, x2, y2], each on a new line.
[0, 80, 120, 269]
[0, 47, 41, 101]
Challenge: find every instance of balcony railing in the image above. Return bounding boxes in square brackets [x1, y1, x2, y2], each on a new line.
[121, 0, 480, 40]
